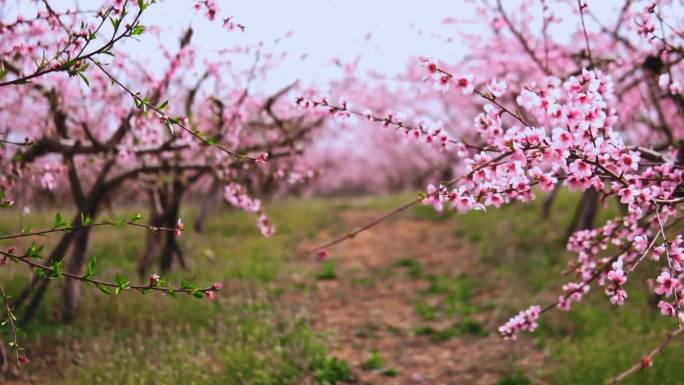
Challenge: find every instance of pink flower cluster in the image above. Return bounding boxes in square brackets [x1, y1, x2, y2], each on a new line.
[295, 96, 452, 152]
[224, 183, 275, 237]
[498, 305, 541, 340]
[224, 183, 262, 213]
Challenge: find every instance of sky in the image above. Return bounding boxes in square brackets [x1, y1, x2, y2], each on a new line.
[134, 0, 484, 91]
[16, 0, 485, 92]
[5, 0, 622, 92]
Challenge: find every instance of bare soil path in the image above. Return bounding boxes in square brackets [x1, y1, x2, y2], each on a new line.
[291, 209, 547, 385]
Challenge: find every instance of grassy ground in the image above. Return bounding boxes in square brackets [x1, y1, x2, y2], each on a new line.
[0, 192, 682, 384]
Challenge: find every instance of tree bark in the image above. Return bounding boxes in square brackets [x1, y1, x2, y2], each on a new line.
[160, 179, 185, 272]
[565, 188, 599, 241]
[61, 226, 92, 323]
[194, 177, 221, 233]
[137, 190, 165, 278]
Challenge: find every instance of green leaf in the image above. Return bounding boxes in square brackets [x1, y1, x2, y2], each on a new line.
[96, 284, 111, 295]
[77, 72, 90, 87]
[85, 257, 97, 279]
[53, 212, 66, 229]
[129, 25, 145, 36]
[166, 121, 175, 136]
[26, 243, 44, 259]
[49, 260, 64, 279]
[81, 213, 93, 226]
[158, 100, 168, 111]
[113, 272, 130, 295]
[109, 16, 120, 30]
[131, 213, 142, 223]
[180, 279, 194, 290]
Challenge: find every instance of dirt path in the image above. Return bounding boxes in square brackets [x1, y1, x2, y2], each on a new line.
[292, 209, 547, 385]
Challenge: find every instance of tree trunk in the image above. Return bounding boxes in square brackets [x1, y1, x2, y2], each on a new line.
[61, 226, 92, 323]
[160, 179, 185, 272]
[14, 229, 76, 323]
[564, 188, 599, 241]
[137, 190, 166, 278]
[194, 178, 221, 233]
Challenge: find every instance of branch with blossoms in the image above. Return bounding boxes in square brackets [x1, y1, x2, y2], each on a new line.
[192, 0, 245, 32]
[89, 59, 266, 163]
[299, 63, 670, 251]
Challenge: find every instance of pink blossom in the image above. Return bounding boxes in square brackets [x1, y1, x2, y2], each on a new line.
[608, 268, 627, 286]
[655, 271, 679, 296]
[423, 184, 443, 212]
[256, 152, 269, 164]
[633, 235, 648, 252]
[487, 78, 507, 98]
[658, 300, 676, 316]
[149, 273, 160, 287]
[454, 74, 474, 95]
[499, 305, 541, 340]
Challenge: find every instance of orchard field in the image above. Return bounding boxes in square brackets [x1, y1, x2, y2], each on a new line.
[3, 0, 684, 384]
[1, 192, 683, 384]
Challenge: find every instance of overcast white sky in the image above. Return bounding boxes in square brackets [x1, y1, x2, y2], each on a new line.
[131, 0, 483, 91]
[7, 0, 622, 92]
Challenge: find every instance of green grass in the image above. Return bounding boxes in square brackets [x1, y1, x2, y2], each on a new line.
[0, 198, 350, 385]
[413, 318, 488, 343]
[494, 371, 533, 385]
[362, 349, 384, 370]
[315, 261, 338, 280]
[393, 257, 423, 279]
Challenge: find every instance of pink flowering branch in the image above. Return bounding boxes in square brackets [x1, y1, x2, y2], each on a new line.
[90, 59, 263, 162]
[302, 64, 656, 255]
